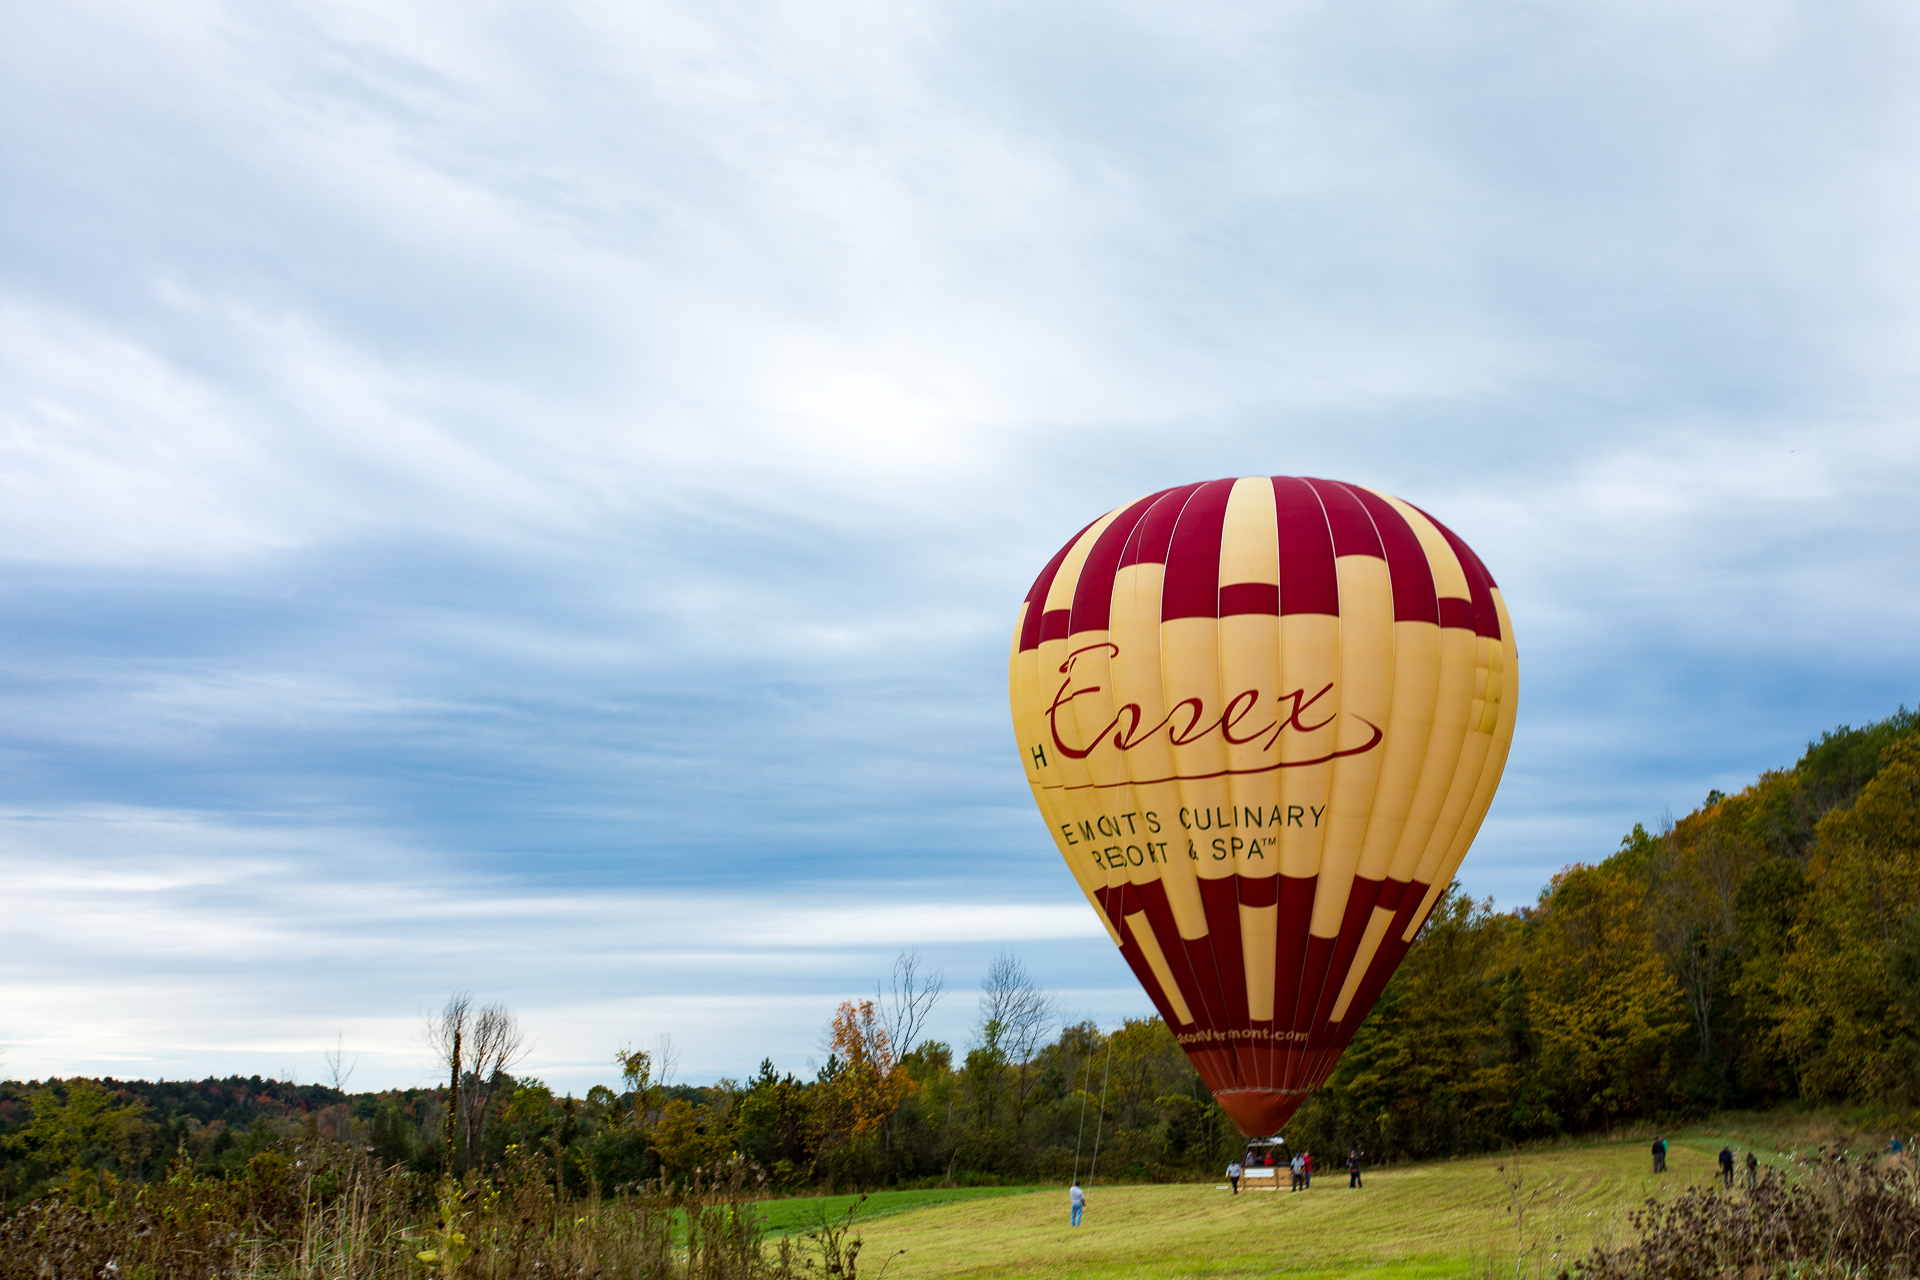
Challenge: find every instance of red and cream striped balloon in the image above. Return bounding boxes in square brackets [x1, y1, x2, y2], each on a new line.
[1008, 477, 1518, 1136]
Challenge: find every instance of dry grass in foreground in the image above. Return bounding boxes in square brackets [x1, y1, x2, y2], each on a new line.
[0, 1144, 824, 1280]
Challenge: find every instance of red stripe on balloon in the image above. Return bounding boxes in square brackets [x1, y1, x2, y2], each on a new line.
[1270, 478, 1339, 616]
[1197, 876, 1251, 1028]
[1237, 876, 1279, 909]
[1160, 479, 1237, 621]
[1097, 879, 1225, 1032]
[1290, 933, 1335, 1039]
[1143, 872, 1239, 1076]
[1376, 878, 1408, 913]
[1143, 881, 1232, 1033]
[1186, 1046, 1238, 1100]
[1304, 876, 1385, 1036]
[1302, 478, 1385, 560]
[1344, 486, 1439, 625]
[1068, 489, 1176, 633]
[1438, 597, 1475, 630]
[1174, 933, 1235, 1052]
[1116, 485, 1202, 570]
[1411, 504, 1502, 641]
[1113, 924, 1187, 1030]
[1017, 515, 1100, 652]
[1271, 874, 1317, 1030]
[1218, 582, 1279, 617]
[1326, 877, 1427, 1049]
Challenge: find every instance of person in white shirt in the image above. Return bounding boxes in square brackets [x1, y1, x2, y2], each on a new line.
[1290, 1152, 1305, 1192]
[1227, 1159, 1242, 1194]
[1070, 1179, 1085, 1226]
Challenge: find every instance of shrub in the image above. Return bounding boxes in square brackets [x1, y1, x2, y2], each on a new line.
[1567, 1148, 1920, 1279]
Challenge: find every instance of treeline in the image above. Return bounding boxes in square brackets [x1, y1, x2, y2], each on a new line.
[1, 987, 1238, 1206]
[1287, 706, 1920, 1161]
[5, 707, 1918, 1205]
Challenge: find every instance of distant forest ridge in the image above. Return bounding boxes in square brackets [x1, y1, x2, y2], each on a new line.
[4, 704, 1918, 1201]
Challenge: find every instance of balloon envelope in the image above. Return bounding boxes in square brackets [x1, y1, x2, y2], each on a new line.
[1008, 477, 1518, 1136]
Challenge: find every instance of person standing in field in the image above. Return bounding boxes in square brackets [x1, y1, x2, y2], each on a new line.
[1744, 1151, 1758, 1189]
[1652, 1136, 1667, 1173]
[1070, 1179, 1084, 1227]
[1719, 1146, 1735, 1187]
[1227, 1158, 1242, 1195]
[1303, 1150, 1313, 1189]
[1290, 1151, 1304, 1192]
[1348, 1149, 1363, 1189]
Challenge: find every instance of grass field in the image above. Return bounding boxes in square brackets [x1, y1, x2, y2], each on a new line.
[755, 1186, 1046, 1238]
[809, 1117, 1904, 1280]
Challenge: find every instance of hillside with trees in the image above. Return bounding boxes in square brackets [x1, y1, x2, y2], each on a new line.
[4, 707, 1918, 1208]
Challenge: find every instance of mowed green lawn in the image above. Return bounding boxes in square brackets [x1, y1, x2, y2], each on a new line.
[756, 1186, 1046, 1238]
[833, 1132, 1799, 1280]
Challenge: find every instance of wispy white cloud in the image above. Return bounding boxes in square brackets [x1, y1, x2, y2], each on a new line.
[2, 0, 1918, 1085]
[0, 805, 1118, 1088]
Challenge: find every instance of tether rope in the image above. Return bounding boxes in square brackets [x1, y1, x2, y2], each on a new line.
[1070, 1026, 1099, 1182]
[1086, 1028, 1116, 1187]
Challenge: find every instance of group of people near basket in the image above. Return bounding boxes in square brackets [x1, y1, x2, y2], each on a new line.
[1066, 1134, 1916, 1228]
[1222, 1148, 1364, 1193]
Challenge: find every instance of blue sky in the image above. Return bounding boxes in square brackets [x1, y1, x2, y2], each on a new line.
[3, 0, 1918, 1094]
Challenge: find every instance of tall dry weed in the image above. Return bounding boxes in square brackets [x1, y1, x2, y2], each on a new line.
[0, 1141, 815, 1280]
[1565, 1147, 1920, 1279]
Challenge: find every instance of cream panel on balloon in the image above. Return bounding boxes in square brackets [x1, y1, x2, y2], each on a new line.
[1275, 613, 1341, 879]
[1309, 555, 1395, 937]
[1109, 563, 1209, 938]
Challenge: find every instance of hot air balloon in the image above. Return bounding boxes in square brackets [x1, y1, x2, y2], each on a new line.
[1008, 477, 1517, 1137]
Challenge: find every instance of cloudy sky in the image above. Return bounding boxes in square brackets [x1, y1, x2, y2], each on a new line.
[3, 0, 1917, 1094]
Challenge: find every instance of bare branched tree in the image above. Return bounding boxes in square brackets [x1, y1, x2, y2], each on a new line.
[975, 952, 1054, 1128]
[424, 993, 532, 1170]
[462, 1002, 532, 1164]
[652, 1032, 679, 1091]
[424, 991, 474, 1169]
[323, 1031, 357, 1094]
[878, 949, 945, 1055]
[977, 952, 1053, 1066]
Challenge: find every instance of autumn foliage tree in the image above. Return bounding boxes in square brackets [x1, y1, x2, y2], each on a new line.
[1773, 735, 1920, 1101]
[813, 1000, 916, 1167]
[1524, 861, 1687, 1128]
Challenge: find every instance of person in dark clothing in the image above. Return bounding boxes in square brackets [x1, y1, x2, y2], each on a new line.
[1744, 1151, 1758, 1189]
[1652, 1137, 1667, 1173]
[1347, 1149, 1363, 1188]
[1719, 1146, 1735, 1187]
